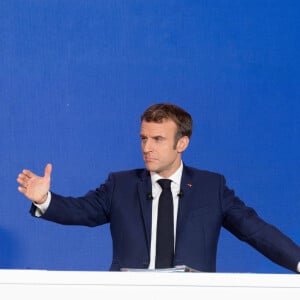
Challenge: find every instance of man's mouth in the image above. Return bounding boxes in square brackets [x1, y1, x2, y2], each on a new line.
[144, 156, 156, 163]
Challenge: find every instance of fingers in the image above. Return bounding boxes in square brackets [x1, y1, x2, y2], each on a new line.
[44, 163, 52, 178]
[17, 186, 26, 194]
[17, 174, 28, 196]
[16, 163, 52, 192]
[17, 164, 52, 203]
[17, 172, 29, 187]
[22, 169, 35, 178]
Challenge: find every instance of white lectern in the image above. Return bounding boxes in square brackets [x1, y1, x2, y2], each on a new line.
[0, 269, 299, 298]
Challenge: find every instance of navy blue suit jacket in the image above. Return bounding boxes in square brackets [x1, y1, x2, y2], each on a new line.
[31, 165, 300, 272]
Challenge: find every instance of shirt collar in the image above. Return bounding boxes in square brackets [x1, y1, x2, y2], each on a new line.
[150, 161, 183, 187]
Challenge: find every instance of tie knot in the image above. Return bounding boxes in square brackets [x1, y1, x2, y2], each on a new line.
[157, 179, 172, 190]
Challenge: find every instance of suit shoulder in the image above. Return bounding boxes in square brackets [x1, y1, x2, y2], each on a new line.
[184, 165, 224, 180]
[109, 168, 148, 179]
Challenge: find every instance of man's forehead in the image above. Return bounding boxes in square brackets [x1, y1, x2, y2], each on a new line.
[140, 120, 177, 135]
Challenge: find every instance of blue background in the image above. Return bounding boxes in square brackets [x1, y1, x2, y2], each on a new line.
[1, 0, 300, 273]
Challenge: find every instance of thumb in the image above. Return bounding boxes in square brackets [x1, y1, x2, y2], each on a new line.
[44, 163, 52, 179]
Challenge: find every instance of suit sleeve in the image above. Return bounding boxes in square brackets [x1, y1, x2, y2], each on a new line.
[30, 173, 115, 227]
[220, 175, 300, 273]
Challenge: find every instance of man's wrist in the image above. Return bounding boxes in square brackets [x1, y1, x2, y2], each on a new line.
[34, 192, 49, 205]
[34, 191, 51, 216]
[39, 192, 49, 204]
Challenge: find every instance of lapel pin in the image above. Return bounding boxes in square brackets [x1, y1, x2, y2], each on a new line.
[187, 183, 192, 188]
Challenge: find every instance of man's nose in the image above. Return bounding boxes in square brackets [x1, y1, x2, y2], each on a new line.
[143, 139, 153, 152]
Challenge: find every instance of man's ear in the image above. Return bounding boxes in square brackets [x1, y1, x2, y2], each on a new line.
[176, 136, 190, 153]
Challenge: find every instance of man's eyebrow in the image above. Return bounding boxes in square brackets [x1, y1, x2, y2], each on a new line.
[139, 134, 165, 139]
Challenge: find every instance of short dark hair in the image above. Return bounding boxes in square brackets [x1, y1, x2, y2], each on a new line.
[141, 103, 193, 142]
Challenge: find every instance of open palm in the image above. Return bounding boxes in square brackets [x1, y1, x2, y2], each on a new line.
[17, 163, 52, 204]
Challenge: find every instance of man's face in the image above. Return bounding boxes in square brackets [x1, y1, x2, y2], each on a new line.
[140, 119, 188, 178]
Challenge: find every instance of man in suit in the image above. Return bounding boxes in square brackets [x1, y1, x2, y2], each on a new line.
[17, 103, 300, 273]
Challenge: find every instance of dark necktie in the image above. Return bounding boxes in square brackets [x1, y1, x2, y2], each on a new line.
[155, 179, 174, 268]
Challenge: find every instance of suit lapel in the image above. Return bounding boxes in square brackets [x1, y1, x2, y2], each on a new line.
[137, 170, 152, 252]
[176, 166, 194, 237]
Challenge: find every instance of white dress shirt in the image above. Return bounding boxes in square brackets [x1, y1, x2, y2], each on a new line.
[148, 162, 183, 269]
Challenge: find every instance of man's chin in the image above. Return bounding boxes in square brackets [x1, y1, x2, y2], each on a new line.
[144, 163, 158, 173]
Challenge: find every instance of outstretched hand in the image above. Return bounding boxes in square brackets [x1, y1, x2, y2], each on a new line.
[17, 163, 52, 204]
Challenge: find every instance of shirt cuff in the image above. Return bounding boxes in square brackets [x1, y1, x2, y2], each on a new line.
[34, 191, 51, 217]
